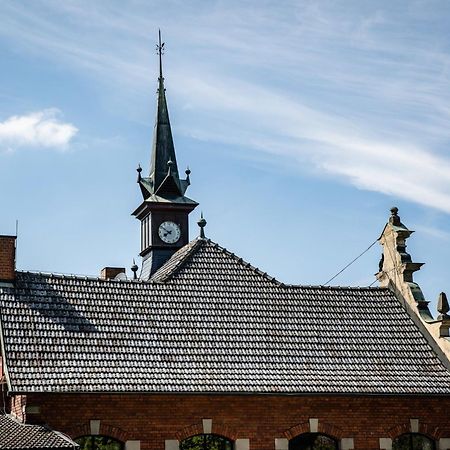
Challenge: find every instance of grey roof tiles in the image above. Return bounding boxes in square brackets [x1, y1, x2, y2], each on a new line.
[0, 414, 78, 449]
[1, 238, 450, 394]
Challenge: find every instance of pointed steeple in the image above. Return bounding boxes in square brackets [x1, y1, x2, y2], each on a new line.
[148, 30, 182, 197]
[132, 31, 198, 279]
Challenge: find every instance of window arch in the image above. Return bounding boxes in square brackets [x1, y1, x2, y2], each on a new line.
[75, 435, 124, 450]
[180, 434, 233, 450]
[393, 433, 435, 450]
[289, 433, 338, 450]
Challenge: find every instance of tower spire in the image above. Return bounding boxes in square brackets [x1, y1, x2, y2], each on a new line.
[147, 30, 185, 197]
[132, 31, 198, 279]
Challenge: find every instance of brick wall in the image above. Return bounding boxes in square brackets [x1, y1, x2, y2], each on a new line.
[22, 393, 450, 450]
[0, 235, 16, 281]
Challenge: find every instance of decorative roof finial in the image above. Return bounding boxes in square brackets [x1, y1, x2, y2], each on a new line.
[185, 167, 191, 185]
[131, 259, 139, 280]
[136, 164, 142, 182]
[389, 206, 401, 226]
[197, 212, 207, 239]
[438, 292, 449, 319]
[167, 158, 173, 175]
[156, 29, 165, 81]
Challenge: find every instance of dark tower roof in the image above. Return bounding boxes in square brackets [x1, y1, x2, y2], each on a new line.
[137, 30, 191, 201]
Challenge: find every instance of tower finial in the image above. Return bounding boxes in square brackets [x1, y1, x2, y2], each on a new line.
[157, 29, 165, 81]
[197, 212, 207, 239]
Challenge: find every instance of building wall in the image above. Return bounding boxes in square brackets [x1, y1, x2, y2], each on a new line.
[23, 393, 450, 450]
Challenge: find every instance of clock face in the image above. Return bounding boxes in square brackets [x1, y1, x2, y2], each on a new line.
[158, 221, 181, 244]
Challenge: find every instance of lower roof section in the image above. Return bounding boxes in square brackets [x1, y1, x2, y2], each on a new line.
[0, 414, 78, 449]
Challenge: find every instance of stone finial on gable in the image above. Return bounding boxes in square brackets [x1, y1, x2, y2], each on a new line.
[376, 208, 426, 304]
[376, 207, 434, 321]
[376, 208, 450, 361]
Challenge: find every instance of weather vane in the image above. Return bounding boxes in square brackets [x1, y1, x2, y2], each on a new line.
[156, 29, 165, 80]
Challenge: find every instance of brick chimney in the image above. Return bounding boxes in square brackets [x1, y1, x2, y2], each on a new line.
[0, 235, 16, 282]
[100, 267, 126, 280]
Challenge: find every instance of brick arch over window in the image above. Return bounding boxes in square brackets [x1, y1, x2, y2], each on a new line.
[176, 422, 238, 441]
[67, 422, 129, 442]
[284, 422, 344, 440]
[387, 423, 442, 440]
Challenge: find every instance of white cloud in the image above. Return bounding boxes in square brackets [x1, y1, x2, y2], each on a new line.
[0, 109, 78, 151]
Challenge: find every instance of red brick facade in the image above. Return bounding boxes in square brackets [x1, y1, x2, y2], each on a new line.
[0, 235, 15, 281]
[17, 393, 450, 450]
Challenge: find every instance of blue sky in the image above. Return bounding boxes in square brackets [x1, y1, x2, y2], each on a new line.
[0, 1, 449, 313]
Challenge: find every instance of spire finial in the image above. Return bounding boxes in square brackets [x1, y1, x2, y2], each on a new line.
[156, 29, 165, 81]
[197, 212, 207, 239]
[136, 164, 142, 182]
[131, 259, 138, 280]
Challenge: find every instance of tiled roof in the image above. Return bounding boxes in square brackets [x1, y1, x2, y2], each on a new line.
[0, 414, 78, 449]
[1, 238, 450, 395]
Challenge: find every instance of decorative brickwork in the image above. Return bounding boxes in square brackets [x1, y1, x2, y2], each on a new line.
[16, 393, 450, 450]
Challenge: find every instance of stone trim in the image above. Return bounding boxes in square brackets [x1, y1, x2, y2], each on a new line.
[90, 420, 100, 435]
[410, 419, 419, 433]
[203, 418, 212, 434]
[125, 441, 140, 450]
[340, 438, 354, 450]
[379, 438, 392, 450]
[439, 438, 450, 450]
[176, 421, 238, 441]
[309, 418, 318, 433]
[165, 440, 180, 450]
[68, 421, 129, 442]
[275, 438, 289, 450]
[235, 438, 249, 450]
[284, 421, 343, 440]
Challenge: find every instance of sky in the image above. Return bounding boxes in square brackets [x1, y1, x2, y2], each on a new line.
[0, 0, 449, 314]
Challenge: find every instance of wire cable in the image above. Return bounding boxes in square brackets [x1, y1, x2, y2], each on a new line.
[323, 239, 378, 285]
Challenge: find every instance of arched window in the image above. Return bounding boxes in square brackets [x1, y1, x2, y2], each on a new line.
[180, 434, 233, 450]
[393, 433, 435, 450]
[75, 435, 124, 450]
[289, 433, 338, 450]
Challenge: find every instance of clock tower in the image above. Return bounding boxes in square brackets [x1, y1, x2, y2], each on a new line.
[132, 32, 198, 279]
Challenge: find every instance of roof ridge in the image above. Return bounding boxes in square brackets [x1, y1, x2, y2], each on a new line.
[15, 270, 144, 284]
[202, 238, 285, 287]
[150, 237, 205, 282]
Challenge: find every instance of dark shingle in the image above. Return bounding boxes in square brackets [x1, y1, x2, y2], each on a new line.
[1, 238, 450, 395]
[0, 414, 78, 449]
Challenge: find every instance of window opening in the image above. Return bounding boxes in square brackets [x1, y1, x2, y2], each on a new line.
[289, 433, 338, 450]
[180, 434, 233, 450]
[75, 435, 124, 450]
[393, 433, 435, 450]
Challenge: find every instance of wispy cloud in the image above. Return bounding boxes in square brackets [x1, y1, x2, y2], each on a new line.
[1, 1, 450, 212]
[0, 109, 78, 152]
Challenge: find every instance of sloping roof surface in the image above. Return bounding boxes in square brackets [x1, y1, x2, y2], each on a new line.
[1, 238, 450, 394]
[0, 414, 78, 449]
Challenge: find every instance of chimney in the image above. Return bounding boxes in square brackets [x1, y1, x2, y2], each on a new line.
[100, 267, 126, 280]
[0, 235, 16, 282]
